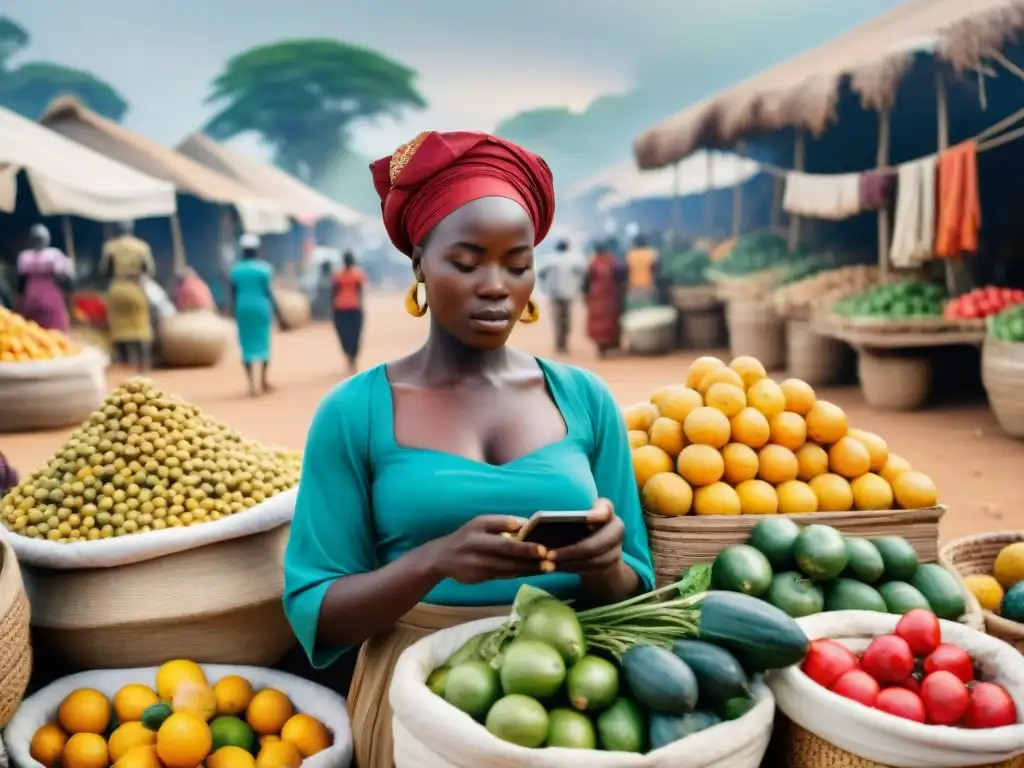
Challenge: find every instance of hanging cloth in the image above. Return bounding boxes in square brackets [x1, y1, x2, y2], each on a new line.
[782, 172, 863, 220]
[889, 156, 937, 268]
[935, 141, 981, 258]
[859, 170, 894, 210]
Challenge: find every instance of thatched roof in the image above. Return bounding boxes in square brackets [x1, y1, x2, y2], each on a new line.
[634, 0, 1024, 169]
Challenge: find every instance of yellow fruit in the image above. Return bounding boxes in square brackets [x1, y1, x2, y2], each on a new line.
[108, 722, 157, 763]
[721, 442, 759, 484]
[112, 745, 161, 768]
[964, 574, 1005, 612]
[730, 407, 770, 448]
[686, 356, 725, 389]
[890, 470, 939, 509]
[246, 689, 294, 736]
[769, 412, 807, 451]
[809, 473, 854, 512]
[622, 402, 661, 432]
[258, 735, 280, 749]
[880, 454, 913, 485]
[850, 473, 894, 511]
[735, 479, 778, 514]
[747, 378, 786, 418]
[705, 382, 747, 417]
[683, 407, 731, 448]
[776, 480, 819, 514]
[280, 713, 333, 758]
[62, 733, 110, 768]
[828, 436, 872, 479]
[59, 689, 113, 735]
[172, 680, 217, 722]
[208, 745, 257, 768]
[632, 445, 674, 490]
[993, 542, 1024, 589]
[113, 685, 159, 723]
[30, 723, 69, 768]
[677, 444, 725, 487]
[641, 472, 693, 516]
[156, 660, 209, 701]
[757, 445, 799, 485]
[648, 417, 686, 458]
[650, 385, 704, 423]
[848, 428, 888, 472]
[627, 430, 649, 449]
[779, 378, 816, 415]
[805, 401, 848, 445]
[697, 367, 745, 396]
[728, 356, 767, 389]
[213, 676, 256, 718]
[255, 740, 302, 768]
[795, 443, 829, 481]
[692, 482, 742, 516]
[156, 713, 212, 768]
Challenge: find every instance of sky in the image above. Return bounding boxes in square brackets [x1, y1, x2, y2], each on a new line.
[5, 0, 904, 163]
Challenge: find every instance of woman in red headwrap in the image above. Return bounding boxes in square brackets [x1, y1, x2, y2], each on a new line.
[282, 131, 654, 767]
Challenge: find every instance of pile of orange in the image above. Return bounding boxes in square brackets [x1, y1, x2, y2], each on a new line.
[29, 660, 333, 768]
[626, 355, 939, 517]
[0, 306, 79, 361]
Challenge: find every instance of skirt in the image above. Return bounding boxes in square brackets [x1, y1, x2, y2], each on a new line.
[348, 602, 509, 768]
[333, 308, 364, 359]
[107, 279, 152, 343]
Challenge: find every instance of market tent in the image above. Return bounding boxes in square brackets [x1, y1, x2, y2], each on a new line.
[634, 0, 1024, 169]
[176, 133, 367, 227]
[0, 105, 175, 221]
[39, 97, 289, 235]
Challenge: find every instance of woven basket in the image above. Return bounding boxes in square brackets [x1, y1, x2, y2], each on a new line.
[681, 307, 726, 349]
[159, 311, 230, 368]
[982, 338, 1024, 438]
[622, 307, 678, 355]
[0, 539, 32, 728]
[940, 531, 1024, 652]
[24, 525, 295, 668]
[274, 288, 311, 330]
[787, 318, 853, 386]
[669, 285, 719, 312]
[857, 350, 931, 411]
[726, 299, 786, 371]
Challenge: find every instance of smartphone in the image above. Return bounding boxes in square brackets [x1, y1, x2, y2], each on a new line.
[515, 511, 595, 549]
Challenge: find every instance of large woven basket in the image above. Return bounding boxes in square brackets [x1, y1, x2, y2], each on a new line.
[857, 350, 931, 412]
[787, 318, 852, 386]
[0, 539, 32, 728]
[726, 299, 786, 371]
[940, 531, 1024, 652]
[982, 337, 1024, 438]
[159, 311, 231, 368]
[682, 306, 726, 349]
[23, 525, 295, 669]
[273, 288, 311, 330]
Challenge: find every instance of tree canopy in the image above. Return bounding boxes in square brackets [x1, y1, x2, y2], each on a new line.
[204, 39, 427, 183]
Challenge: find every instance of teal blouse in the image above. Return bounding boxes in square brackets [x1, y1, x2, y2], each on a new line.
[283, 359, 655, 668]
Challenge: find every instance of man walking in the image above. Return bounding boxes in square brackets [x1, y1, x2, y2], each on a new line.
[539, 238, 586, 354]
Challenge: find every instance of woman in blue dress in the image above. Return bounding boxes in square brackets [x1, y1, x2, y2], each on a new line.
[229, 234, 285, 396]
[282, 131, 654, 768]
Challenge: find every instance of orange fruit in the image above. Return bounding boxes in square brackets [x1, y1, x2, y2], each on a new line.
[809, 473, 854, 512]
[728, 356, 767, 389]
[156, 713, 213, 768]
[622, 402, 660, 432]
[641, 472, 693, 517]
[692, 482, 741, 516]
[851, 473, 894, 511]
[697, 367, 744, 396]
[156, 660, 208, 701]
[721, 442, 759, 485]
[805, 400, 848, 445]
[59, 689, 112, 735]
[207, 745, 256, 768]
[245, 689, 294, 736]
[848, 428, 888, 472]
[880, 453, 913, 485]
[683, 407, 731, 448]
[62, 733, 109, 768]
[757, 445, 799, 485]
[735, 479, 779, 515]
[255, 740, 302, 768]
[649, 385, 703, 423]
[113, 685, 159, 723]
[685, 356, 725, 389]
[779, 378, 816, 415]
[776, 480, 819, 514]
[108, 722, 157, 763]
[30, 723, 69, 767]
[704, 382, 747, 417]
[730, 407, 770, 448]
[632, 445, 674, 490]
[769, 412, 807, 451]
[648, 417, 686, 458]
[627, 430, 649, 449]
[677, 444, 725, 487]
[213, 676, 256, 718]
[795, 443, 829, 481]
[828, 436, 871, 479]
[280, 713, 333, 758]
[112, 745, 161, 768]
[890, 471, 938, 509]
[171, 681, 217, 722]
[747, 378, 786, 418]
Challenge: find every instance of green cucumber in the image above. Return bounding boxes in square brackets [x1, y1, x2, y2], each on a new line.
[911, 563, 966, 620]
[621, 644, 698, 715]
[843, 538, 885, 583]
[140, 702, 172, 731]
[697, 591, 809, 672]
[649, 710, 721, 750]
[794, 525, 848, 580]
[671, 640, 750, 707]
[720, 696, 755, 721]
[768, 571, 824, 618]
[878, 581, 932, 614]
[871, 537, 919, 582]
[825, 578, 887, 612]
[712, 544, 774, 597]
[747, 517, 801, 571]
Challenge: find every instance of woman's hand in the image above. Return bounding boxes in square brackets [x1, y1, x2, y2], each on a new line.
[432, 515, 548, 585]
[548, 499, 624, 574]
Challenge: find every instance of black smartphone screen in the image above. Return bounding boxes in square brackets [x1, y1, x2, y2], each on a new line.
[521, 520, 594, 549]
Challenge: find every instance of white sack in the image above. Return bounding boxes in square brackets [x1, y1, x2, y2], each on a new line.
[5, 664, 351, 768]
[390, 617, 774, 768]
[0, 345, 108, 383]
[768, 610, 1024, 767]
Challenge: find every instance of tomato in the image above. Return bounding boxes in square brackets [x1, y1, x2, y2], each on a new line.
[875, 687, 927, 722]
[831, 669, 880, 707]
[962, 682, 1018, 729]
[921, 670, 970, 725]
[899, 671, 923, 695]
[802, 639, 859, 688]
[895, 609, 941, 657]
[924, 644, 975, 684]
[860, 635, 915, 685]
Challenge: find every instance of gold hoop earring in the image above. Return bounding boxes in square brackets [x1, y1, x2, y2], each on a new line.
[520, 297, 540, 324]
[404, 281, 427, 317]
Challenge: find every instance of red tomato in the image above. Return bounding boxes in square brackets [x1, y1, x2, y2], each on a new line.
[962, 682, 1018, 729]
[924, 644, 975, 684]
[876, 687, 927, 722]
[1013, 290, 1024, 302]
[895, 609, 941, 657]
[831, 669, 880, 707]
[861, 635, 915, 685]
[899, 671, 923, 695]
[802, 639, 859, 689]
[921, 671, 970, 726]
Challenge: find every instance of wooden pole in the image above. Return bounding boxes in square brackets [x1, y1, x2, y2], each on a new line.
[704, 151, 715, 236]
[935, 67, 957, 295]
[61, 216, 76, 267]
[731, 142, 745, 239]
[877, 106, 892, 282]
[787, 131, 805, 252]
[671, 161, 681, 236]
[770, 175, 783, 233]
[169, 211, 186, 276]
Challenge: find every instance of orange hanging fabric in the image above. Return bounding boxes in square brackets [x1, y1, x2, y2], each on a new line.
[934, 140, 981, 258]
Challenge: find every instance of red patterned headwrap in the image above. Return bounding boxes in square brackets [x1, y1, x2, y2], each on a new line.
[370, 131, 556, 257]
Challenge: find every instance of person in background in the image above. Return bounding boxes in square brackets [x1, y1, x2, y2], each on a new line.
[331, 251, 367, 375]
[311, 260, 334, 321]
[230, 233, 286, 396]
[100, 221, 155, 371]
[624, 232, 663, 307]
[538, 238, 586, 354]
[16, 223, 74, 331]
[173, 266, 215, 313]
[583, 239, 627, 357]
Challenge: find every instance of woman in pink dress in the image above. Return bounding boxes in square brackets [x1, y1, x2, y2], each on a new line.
[16, 224, 74, 331]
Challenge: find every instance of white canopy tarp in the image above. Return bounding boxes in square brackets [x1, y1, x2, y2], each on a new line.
[0, 106, 176, 222]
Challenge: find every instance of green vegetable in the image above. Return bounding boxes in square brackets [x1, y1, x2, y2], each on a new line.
[677, 563, 713, 598]
[660, 249, 711, 287]
[991, 304, 1024, 342]
[445, 634, 486, 667]
[486, 695, 550, 748]
[912, 563, 966, 620]
[710, 233, 801, 278]
[1000, 582, 1024, 622]
[795, 524, 848, 580]
[648, 710, 721, 749]
[445, 661, 502, 717]
[872, 537, 920, 582]
[824, 578, 887, 612]
[546, 709, 597, 749]
[499, 641, 566, 699]
[596, 698, 646, 753]
[518, 599, 587, 665]
[767, 571, 824, 617]
[140, 703, 171, 731]
[833, 280, 946, 320]
[712, 544, 774, 597]
[671, 640, 750, 709]
[426, 667, 449, 697]
[621, 644, 698, 715]
[843, 538, 885, 583]
[696, 591, 809, 672]
[878, 581, 932, 614]
[565, 655, 619, 712]
[747, 517, 801, 571]
[720, 696, 756, 721]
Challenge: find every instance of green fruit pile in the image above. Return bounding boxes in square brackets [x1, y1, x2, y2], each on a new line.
[832, 280, 947, 320]
[711, 233, 805, 278]
[710, 519, 966, 620]
[990, 303, 1024, 342]
[660, 249, 711, 287]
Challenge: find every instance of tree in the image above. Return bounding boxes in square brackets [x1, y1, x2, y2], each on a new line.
[204, 40, 427, 183]
[0, 16, 128, 121]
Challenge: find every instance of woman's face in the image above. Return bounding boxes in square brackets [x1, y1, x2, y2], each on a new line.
[414, 196, 535, 350]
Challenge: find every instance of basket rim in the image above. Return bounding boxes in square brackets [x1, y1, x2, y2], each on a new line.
[0, 538, 24, 617]
[644, 505, 945, 530]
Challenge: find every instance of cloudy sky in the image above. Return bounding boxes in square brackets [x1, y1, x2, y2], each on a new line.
[5, 0, 902, 160]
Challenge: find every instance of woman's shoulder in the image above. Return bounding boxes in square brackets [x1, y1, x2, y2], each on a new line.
[537, 358, 614, 404]
[310, 365, 388, 426]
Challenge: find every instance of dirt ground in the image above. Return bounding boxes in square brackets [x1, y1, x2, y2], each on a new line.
[4, 292, 1022, 543]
